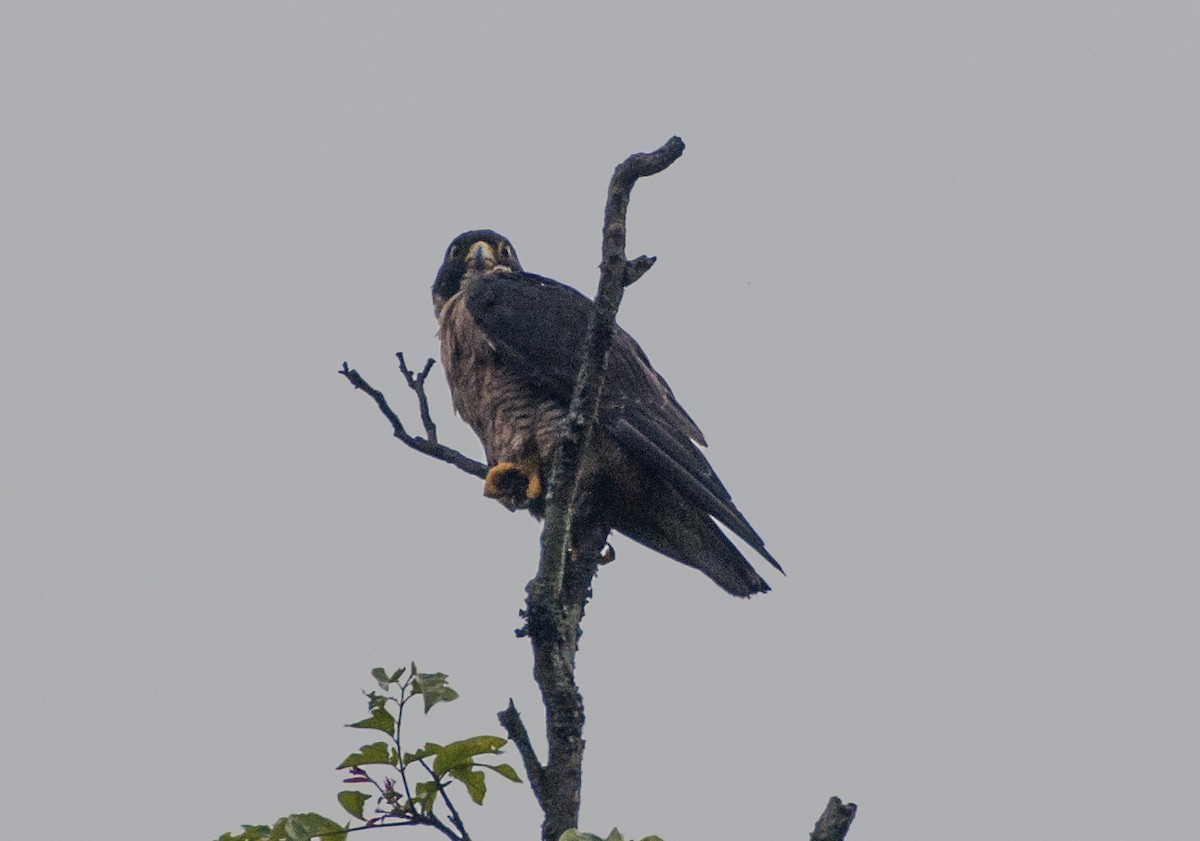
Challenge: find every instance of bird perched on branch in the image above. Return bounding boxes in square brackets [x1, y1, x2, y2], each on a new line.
[432, 230, 782, 597]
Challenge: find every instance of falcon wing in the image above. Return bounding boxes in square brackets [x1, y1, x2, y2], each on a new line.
[464, 272, 781, 574]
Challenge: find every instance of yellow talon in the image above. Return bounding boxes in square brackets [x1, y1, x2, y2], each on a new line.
[484, 461, 521, 499]
[524, 468, 542, 500]
[483, 454, 543, 507]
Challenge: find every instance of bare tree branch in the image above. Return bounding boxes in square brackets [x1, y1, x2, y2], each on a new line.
[339, 361, 486, 479]
[810, 796, 857, 841]
[396, 352, 439, 443]
[497, 699, 545, 809]
[534, 135, 686, 603]
[524, 135, 685, 841]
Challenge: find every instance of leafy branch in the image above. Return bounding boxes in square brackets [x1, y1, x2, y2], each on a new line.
[215, 665, 521, 841]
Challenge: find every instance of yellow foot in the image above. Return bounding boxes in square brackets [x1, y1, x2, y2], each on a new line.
[484, 457, 542, 509]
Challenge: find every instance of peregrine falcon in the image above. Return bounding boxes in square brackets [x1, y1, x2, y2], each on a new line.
[432, 230, 781, 597]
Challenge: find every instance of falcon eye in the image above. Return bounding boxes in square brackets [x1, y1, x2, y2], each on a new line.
[499, 242, 512, 257]
[447, 245, 460, 260]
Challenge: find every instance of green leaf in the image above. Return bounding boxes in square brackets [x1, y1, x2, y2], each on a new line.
[559, 826, 661, 841]
[216, 825, 272, 841]
[346, 707, 396, 735]
[485, 762, 522, 783]
[400, 741, 443, 766]
[411, 671, 459, 712]
[414, 780, 441, 813]
[371, 666, 406, 689]
[280, 813, 346, 841]
[337, 741, 395, 769]
[431, 735, 506, 774]
[337, 790, 371, 821]
[449, 765, 487, 805]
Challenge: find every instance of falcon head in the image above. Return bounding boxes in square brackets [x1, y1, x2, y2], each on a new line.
[432, 230, 522, 314]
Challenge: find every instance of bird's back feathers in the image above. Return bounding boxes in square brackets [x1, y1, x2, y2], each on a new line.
[461, 270, 781, 594]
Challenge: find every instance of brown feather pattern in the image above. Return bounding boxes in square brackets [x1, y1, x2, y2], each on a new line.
[431, 230, 781, 597]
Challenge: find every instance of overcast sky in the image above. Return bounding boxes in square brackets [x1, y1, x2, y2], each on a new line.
[2, 3, 1197, 839]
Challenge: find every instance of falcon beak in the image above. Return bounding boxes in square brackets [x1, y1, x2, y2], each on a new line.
[467, 241, 498, 273]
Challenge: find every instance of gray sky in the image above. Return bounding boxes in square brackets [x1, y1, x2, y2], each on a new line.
[2, 3, 1197, 839]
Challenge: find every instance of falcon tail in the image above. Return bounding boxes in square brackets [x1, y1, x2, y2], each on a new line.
[615, 487, 772, 597]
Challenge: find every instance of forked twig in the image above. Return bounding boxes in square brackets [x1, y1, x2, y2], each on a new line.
[339, 361, 486, 479]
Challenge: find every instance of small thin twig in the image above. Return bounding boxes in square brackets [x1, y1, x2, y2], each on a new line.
[417, 757, 471, 841]
[393, 677, 415, 803]
[497, 699, 545, 807]
[810, 796, 857, 841]
[340, 362, 486, 479]
[333, 821, 437, 837]
[324, 806, 462, 840]
[397, 352, 439, 442]
[623, 254, 657, 287]
[334, 814, 460, 840]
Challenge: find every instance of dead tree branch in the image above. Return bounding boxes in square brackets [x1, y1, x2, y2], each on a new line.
[533, 135, 686, 604]
[523, 135, 685, 841]
[497, 700, 545, 810]
[810, 796, 857, 841]
[396, 352, 439, 443]
[339, 360, 486, 479]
